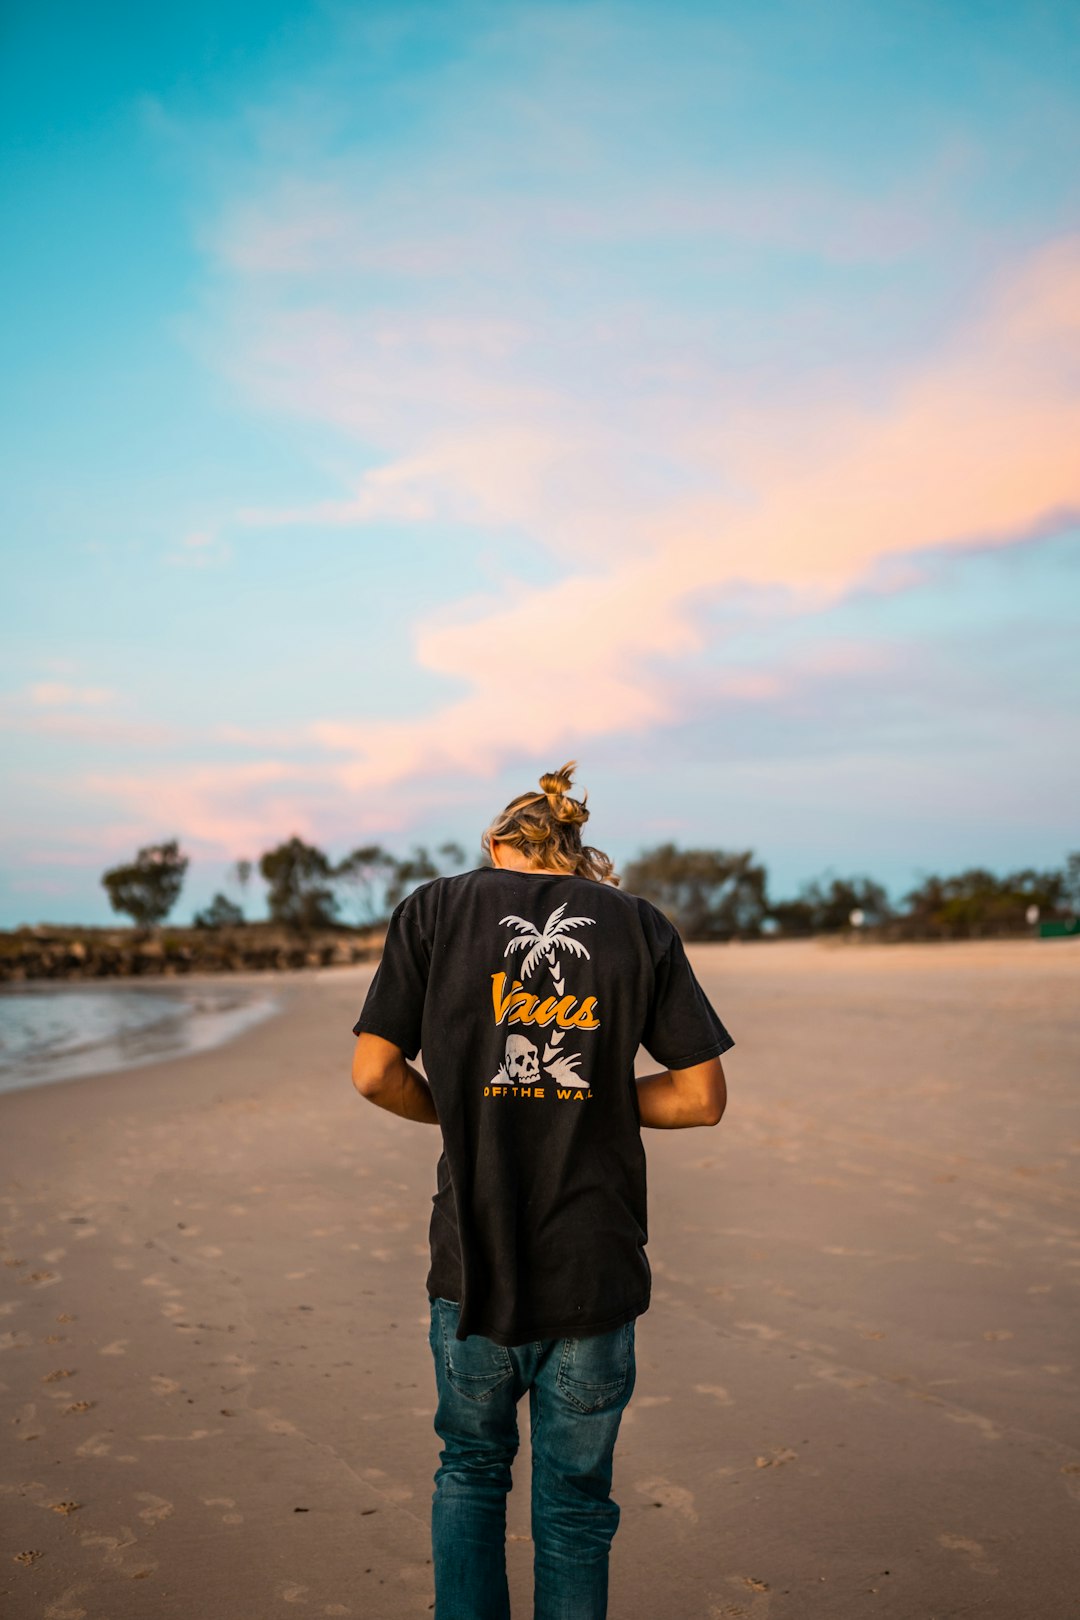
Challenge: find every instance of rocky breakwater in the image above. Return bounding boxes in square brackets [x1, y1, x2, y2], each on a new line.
[0, 926, 383, 984]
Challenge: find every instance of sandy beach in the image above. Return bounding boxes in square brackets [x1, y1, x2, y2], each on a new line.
[1, 938, 1078, 1619]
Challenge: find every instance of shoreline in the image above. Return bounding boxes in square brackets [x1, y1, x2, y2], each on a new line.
[0, 978, 285, 1097]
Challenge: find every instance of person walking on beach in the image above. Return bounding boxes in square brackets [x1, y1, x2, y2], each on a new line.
[350, 761, 734, 1620]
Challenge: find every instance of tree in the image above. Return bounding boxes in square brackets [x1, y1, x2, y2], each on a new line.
[259, 837, 339, 934]
[101, 839, 189, 933]
[193, 892, 246, 930]
[770, 873, 892, 935]
[901, 866, 1063, 939]
[334, 844, 398, 926]
[622, 844, 769, 940]
[766, 894, 819, 937]
[335, 840, 468, 924]
[230, 859, 253, 913]
[1062, 851, 1080, 917]
[384, 842, 469, 911]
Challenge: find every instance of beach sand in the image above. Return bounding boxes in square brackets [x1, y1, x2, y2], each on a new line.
[1, 939, 1078, 1618]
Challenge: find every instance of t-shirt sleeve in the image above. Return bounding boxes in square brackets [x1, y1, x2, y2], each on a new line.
[642, 924, 735, 1070]
[350, 898, 430, 1060]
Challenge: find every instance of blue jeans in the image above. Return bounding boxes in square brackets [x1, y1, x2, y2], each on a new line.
[428, 1296, 637, 1620]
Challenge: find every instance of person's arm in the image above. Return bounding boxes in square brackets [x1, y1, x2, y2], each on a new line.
[351, 1032, 440, 1125]
[636, 1054, 727, 1129]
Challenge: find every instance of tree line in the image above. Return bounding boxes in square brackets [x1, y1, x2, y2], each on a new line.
[99, 836, 1080, 942]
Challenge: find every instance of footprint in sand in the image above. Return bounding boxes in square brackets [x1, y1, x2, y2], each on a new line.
[937, 1532, 997, 1575]
[43, 1585, 90, 1618]
[755, 1447, 798, 1469]
[734, 1321, 785, 1342]
[135, 1493, 174, 1523]
[141, 1273, 183, 1299]
[75, 1433, 111, 1457]
[694, 1385, 733, 1405]
[203, 1495, 245, 1525]
[634, 1477, 699, 1522]
[80, 1527, 159, 1582]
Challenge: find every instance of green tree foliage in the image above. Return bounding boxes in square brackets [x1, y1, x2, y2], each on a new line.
[901, 866, 1065, 939]
[101, 839, 189, 933]
[621, 843, 768, 939]
[770, 874, 892, 935]
[193, 892, 246, 930]
[259, 837, 339, 934]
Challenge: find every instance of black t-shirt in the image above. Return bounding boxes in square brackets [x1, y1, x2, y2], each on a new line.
[351, 866, 734, 1345]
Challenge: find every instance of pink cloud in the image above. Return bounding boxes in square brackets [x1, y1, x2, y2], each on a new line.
[265, 238, 1079, 788]
[78, 760, 315, 856]
[76, 236, 1080, 851]
[0, 685, 175, 746]
[28, 682, 115, 708]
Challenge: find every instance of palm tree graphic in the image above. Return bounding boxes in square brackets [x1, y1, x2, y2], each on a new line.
[500, 904, 595, 1078]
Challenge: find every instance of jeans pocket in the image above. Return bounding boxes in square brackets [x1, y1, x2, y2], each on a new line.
[555, 1320, 635, 1414]
[437, 1298, 514, 1402]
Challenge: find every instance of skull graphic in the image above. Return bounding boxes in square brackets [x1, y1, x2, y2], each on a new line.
[505, 1034, 540, 1084]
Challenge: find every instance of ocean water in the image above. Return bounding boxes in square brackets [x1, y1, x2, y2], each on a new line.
[0, 982, 281, 1094]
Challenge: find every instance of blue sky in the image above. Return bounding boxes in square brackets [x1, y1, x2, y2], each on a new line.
[2, 0, 1078, 925]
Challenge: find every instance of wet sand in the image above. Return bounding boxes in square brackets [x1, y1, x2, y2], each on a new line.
[1, 939, 1078, 1618]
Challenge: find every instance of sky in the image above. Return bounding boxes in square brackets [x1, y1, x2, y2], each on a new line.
[2, 0, 1078, 927]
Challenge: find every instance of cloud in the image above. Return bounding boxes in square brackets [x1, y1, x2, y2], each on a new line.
[210, 235, 1080, 803]
[28, 683, 115, 708]
[79, 760, 315, 855]
[162, 528, 233, 568]
[85, 27, 1080, 853]
[72, 231, 1079, 853]
[0, 684, 174, 746]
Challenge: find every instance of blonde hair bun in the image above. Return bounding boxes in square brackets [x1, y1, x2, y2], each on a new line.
[481, 759, 617, 883]
[538, 761, 588, 825]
